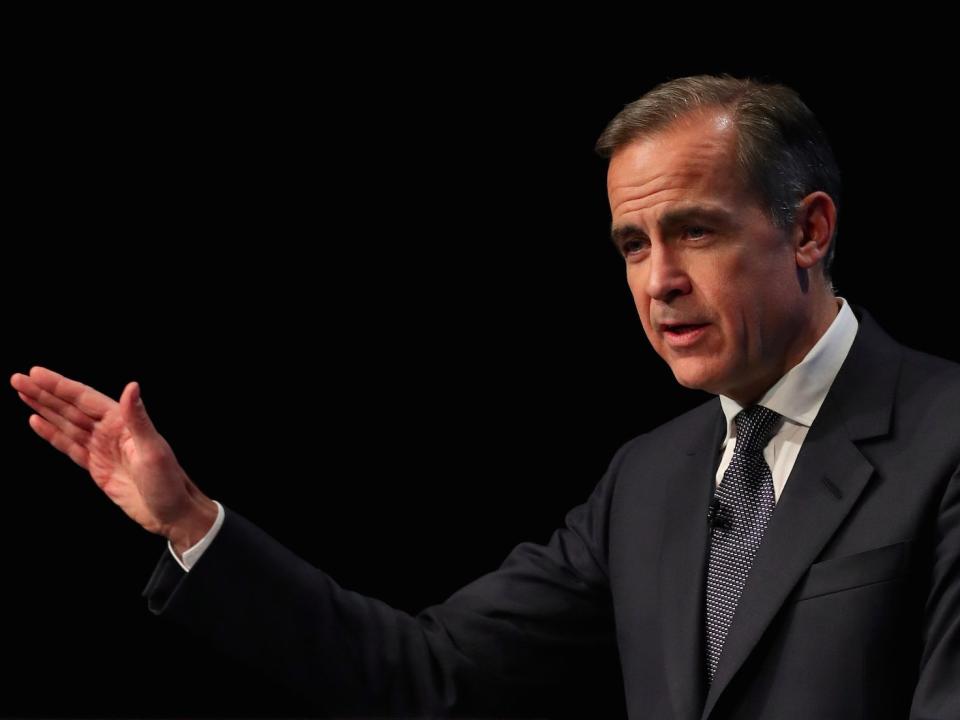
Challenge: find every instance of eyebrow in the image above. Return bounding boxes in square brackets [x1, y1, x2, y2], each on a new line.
[609, 205, 735, 248]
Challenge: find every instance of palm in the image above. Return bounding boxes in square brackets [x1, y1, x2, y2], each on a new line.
[10, 366, 196, 537]
[85, 406, 160, 532]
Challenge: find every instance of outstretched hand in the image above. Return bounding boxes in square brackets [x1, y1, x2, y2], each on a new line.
[10, 366, 217, 552]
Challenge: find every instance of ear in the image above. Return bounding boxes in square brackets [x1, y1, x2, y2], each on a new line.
[792, 191, 837, 271]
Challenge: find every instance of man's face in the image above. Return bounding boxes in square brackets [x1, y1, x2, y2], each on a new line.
[607, 111, 811, 404]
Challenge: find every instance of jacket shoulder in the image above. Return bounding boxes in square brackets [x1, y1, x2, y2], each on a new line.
[894, 345, 960, 446]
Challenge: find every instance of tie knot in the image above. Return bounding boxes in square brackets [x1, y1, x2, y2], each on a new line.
[733, 405, 781, 455]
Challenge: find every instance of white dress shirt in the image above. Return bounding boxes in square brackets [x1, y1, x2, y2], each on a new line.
[171, 297, 859, 571]
[168, 499, 225, 571]
[715, 296, 859, 501]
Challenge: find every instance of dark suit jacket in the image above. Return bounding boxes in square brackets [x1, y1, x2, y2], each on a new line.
[143, 304, 960, 719]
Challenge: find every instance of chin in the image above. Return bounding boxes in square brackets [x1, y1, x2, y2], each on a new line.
[669, 365, 721, 394]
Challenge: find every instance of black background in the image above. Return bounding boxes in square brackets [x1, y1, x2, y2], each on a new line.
[4, 16, 959, 718]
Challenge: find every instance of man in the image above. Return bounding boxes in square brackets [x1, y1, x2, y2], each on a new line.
[11, 75, 960, 719]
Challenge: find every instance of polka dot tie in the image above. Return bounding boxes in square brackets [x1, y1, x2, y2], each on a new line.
[704, 404, 782, 682]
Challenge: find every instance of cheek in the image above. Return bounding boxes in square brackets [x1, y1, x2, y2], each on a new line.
[626, 269, 641, 298]
[627, 273, 653, 329]
[700, 287, 751, 355]
[635, 311, 657, 349]
[714, 297, 765, 361]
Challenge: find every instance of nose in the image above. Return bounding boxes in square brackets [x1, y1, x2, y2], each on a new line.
[645, 243, 691, 302]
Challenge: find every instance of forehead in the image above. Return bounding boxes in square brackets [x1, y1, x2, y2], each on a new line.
[606, 112, 751, 224]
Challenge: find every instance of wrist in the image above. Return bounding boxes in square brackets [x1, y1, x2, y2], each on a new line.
[165, 495, 219, 556]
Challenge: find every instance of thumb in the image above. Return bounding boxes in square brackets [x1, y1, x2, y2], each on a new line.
[121, 381, 159, 442]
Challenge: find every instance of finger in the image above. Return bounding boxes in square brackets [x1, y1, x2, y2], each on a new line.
[23, 366, 116, 420]
[17, 391, 93, 446]
[12, 369, 107, 426]
[11, 374, 97, 432]
[120, 381, 159, 444]
[27, 414, 90, 470]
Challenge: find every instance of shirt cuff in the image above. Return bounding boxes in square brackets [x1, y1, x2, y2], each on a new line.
[167, 500, 225, 572]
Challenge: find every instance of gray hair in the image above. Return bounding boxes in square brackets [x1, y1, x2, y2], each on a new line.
[594, 74, 841, 280]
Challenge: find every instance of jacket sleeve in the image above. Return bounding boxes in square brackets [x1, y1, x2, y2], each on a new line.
[142, 438, 637, 718]
[910, 459, 960, 720]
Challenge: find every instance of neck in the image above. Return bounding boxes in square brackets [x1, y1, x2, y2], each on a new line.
[728, 292, 840, 407]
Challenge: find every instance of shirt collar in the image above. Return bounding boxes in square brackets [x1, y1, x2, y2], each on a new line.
[718, 296, 860, 443]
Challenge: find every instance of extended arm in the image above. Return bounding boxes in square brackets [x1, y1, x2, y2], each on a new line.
[11, 365, 632, 718]
[143, 442, 635, 717]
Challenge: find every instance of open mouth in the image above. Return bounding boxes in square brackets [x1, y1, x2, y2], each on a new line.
[662, 323, 709, 345]
[663, 323, 708, 334]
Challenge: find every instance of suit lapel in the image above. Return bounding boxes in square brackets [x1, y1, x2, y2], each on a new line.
[699, 412, 876, 717]
[659, 401, 726, 720]
[700, 305, 902, 719]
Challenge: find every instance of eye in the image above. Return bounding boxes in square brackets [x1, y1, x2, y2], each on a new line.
[621, 239, 649, 256]
[684, 225, 711, 240]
